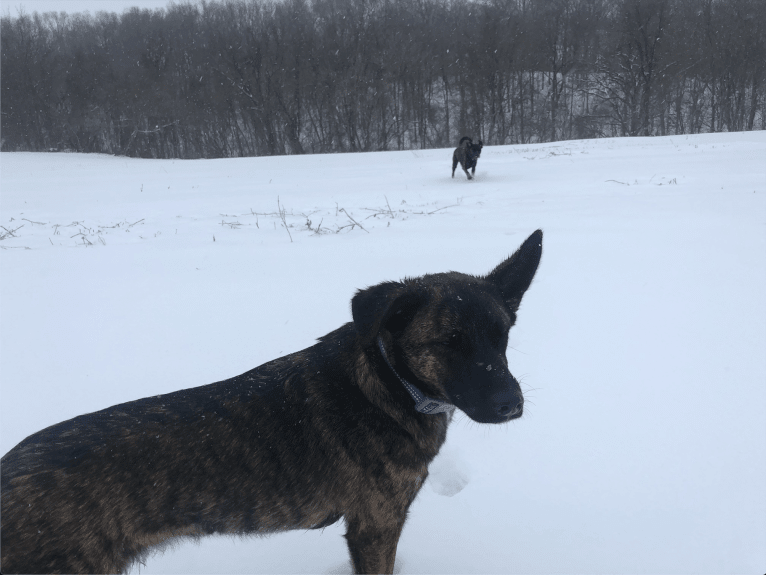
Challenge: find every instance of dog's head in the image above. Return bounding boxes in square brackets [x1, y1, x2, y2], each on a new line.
[352, 230, 542, 424]
[468, 140, 483, 162]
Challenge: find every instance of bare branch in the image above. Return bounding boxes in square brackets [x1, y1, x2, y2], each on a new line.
[339, 208, 369, 233]
[277, 197, 293, 243]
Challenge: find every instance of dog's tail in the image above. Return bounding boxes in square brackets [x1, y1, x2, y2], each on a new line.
[459, 136, 472, 148]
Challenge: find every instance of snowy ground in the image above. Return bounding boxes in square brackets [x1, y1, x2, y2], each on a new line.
[2, 132, 765, 574]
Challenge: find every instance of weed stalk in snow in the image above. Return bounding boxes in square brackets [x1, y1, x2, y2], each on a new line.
[277, 196, 293, 243]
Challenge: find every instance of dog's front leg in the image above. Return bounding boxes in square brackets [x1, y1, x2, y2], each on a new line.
[345, 514, 405, 574]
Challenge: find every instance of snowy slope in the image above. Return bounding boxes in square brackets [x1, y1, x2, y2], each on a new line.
[1, 132, 765, 574]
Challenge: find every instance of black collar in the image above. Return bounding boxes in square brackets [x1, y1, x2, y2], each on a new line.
[376, 336, 454, 415]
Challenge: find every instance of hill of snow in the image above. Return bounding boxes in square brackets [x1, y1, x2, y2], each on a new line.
[2, 132, 765, 573]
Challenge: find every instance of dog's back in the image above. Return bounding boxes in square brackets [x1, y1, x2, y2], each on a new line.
[1, 347, 353, 573]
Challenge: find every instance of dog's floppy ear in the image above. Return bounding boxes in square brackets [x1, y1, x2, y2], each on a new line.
[351, 281, 423, 347]
[486, 229, 542, 313]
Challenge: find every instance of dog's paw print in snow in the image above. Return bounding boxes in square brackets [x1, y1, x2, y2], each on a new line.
[427, 447, 470, 497]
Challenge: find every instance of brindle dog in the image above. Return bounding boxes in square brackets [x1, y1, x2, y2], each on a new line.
[452, 136, 484, 180]
[1, 230, 543, 574]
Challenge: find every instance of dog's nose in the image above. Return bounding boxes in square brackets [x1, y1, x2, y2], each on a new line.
[495, 401, 522, 417]
[491, 391, 523, 418]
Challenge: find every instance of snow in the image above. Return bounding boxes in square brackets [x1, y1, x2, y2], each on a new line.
[2, 132, 765, 574]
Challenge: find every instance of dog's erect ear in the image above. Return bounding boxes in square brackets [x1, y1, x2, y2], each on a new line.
[486, 229, 542, 313]
[351, 282, 423, 347]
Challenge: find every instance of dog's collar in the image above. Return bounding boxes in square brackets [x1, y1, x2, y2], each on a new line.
[376, 336, 454, 415]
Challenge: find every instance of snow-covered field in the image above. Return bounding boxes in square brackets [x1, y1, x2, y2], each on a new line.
[2, 132, 765, 574]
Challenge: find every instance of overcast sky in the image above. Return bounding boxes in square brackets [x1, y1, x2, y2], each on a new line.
[1, 0, 182, 16]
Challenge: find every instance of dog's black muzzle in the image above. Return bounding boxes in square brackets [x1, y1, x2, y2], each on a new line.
[451, 363, 524, 424]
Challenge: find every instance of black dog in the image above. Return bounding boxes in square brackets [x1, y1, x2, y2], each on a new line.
[452, 136, 483, 180]
[1, 230, 543, 574]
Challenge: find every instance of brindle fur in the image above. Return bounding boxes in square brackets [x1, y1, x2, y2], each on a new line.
[1, 230, 543, 574]
[452, 136, 484, 180]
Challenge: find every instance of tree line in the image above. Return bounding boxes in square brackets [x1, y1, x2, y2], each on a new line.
[1, 0, 764, 158]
